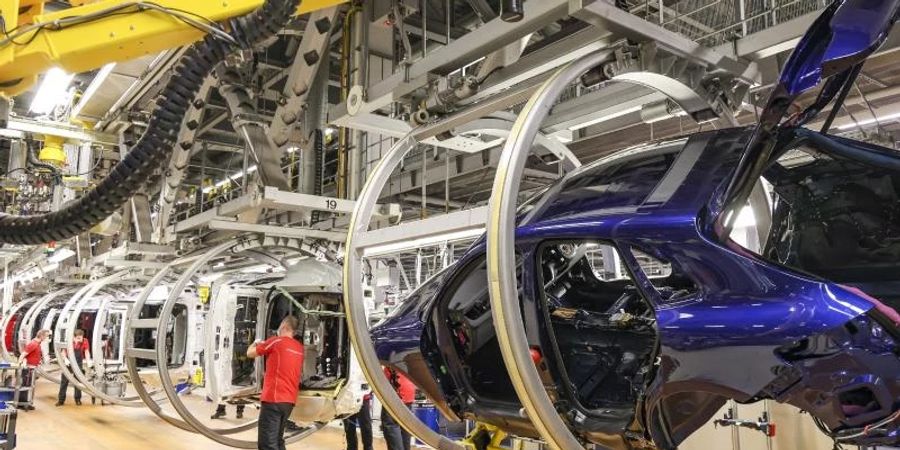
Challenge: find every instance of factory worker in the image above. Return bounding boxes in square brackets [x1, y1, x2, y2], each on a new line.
[247, 316, 304, 450]
[18, 328, 51, 411]
[57, 328, 91, 406]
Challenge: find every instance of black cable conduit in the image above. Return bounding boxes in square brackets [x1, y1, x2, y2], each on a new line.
[0, 0, 301, 244]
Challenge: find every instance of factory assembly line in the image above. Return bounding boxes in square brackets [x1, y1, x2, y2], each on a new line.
[0, 0, 897, 449]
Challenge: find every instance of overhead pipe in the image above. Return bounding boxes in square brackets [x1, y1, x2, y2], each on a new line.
[349, 0, 369, 200]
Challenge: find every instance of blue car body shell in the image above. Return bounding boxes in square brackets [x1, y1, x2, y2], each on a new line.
[373, 0, 900, 446]
[372, 128, 900, 447]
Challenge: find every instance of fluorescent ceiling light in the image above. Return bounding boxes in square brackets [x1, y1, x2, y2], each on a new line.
[199, 273, 224, 284]
[836, 111, 900, 130]
[203, 164, 259, 193]
[363, 227, 485, 257]
[30, 68, 76, 115]
[70, 63, 115, 119]
[568, 105, 642, 131]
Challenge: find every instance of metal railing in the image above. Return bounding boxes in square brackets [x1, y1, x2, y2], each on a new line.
[629, 0, 824, 47]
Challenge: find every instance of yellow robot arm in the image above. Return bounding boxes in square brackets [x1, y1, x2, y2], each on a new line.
[0, 0, 346, 96]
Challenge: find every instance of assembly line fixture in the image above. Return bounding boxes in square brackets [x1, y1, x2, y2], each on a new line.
[15, 288, 78, 384]
[342, 111, 585, 448]
[53, 270, 153, 407]
[483, 48, 730, 448]
[124, 235, 328, 448]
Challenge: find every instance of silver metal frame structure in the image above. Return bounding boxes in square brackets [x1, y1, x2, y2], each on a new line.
[0, 298, 38, 363]
[54, 271, 152, 406]
[17, 288, 77, 383]
[125, 235, 322, 448]
[345, 134, 464, 450]
[344, 114, 583, 448]
[485, 48, 718, 448]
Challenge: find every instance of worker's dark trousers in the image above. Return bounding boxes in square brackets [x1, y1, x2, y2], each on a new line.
[58, 362, 82, 403]
[343, 396, 373, 450]
[258, 402, 293, 450]
[381, 404, 411, 450]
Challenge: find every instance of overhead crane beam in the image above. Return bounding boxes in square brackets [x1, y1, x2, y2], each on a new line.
[0, 0, 348, 96]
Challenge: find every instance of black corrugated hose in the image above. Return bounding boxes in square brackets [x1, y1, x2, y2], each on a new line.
[0, 0, 300, 245]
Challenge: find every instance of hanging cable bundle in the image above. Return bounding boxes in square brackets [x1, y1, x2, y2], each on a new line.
[0, 0, 302, 245]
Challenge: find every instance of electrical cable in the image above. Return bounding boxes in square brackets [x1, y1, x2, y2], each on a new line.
[2, 167, 31, 178]
[68, 154, 105, 177]
[833, 409, 900, 442]
[0, 0, 301, 245]
[0, 2, 238, 48]
[854, 82, 885, 134]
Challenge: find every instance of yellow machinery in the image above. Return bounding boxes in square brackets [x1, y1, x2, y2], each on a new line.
[462, 423, 526, 450]
[0, 0, 347, 96]
[37, 135, 66, 166]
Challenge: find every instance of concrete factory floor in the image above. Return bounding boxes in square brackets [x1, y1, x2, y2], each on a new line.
[13, 377, 840, 450]
[15, 380, 390, 450]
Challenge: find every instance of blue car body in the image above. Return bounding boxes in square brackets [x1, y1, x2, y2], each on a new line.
[373, 0, 900, 448]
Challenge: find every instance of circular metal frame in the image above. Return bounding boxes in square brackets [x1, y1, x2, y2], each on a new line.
[1, 298, 40, 363]
[19, 289, 75, 383]
[344, 118, 581, 449]
[125, 259, 199, 432]
[53, 277, 114, 395]
[485, 51, 719, 448]
[54, 271, 153, 406]
[64, 272, 148, 406]
[127, 235, 321, 448]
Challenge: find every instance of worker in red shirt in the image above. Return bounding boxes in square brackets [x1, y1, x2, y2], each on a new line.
[382, 367, 416, 450]
[18, 329, 51, 411]
[57, 328, 91, 406]
[247, 316, 304, 450]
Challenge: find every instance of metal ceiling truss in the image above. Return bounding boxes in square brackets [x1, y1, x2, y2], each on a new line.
[334, 0, 761, 149]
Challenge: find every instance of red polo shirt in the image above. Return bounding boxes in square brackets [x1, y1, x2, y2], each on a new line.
[23, 339, 42, 366]
[384, 367, 416, 404]
[65, 338, 90, 359]
[257, 336, 304, 404]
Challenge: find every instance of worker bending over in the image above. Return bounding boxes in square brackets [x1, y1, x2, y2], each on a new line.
[247, 316, 304, 450]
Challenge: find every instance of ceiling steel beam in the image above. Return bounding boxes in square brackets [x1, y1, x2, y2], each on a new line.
[330, 0, 572, 119]
[207, 220, 347, 242]
[354, 206, 487, 254]
[0, 118, 118, 144]
[571, 0, 759, 84]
